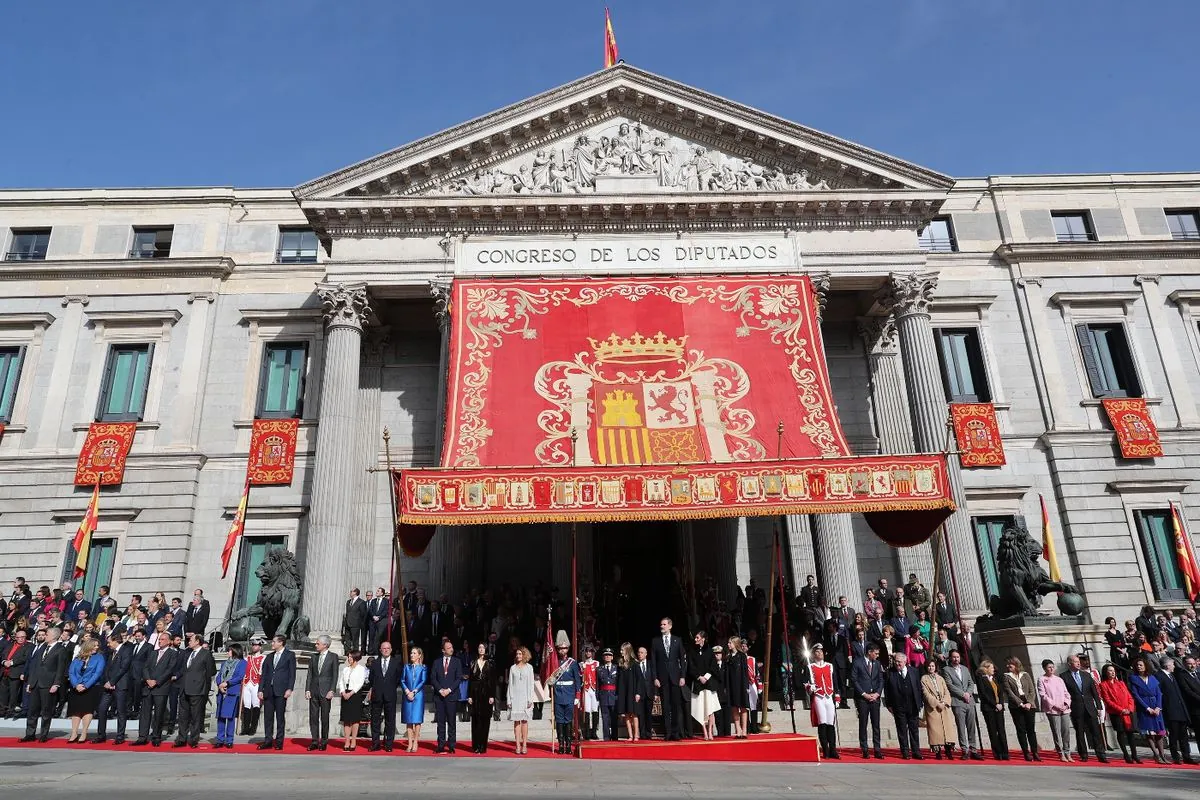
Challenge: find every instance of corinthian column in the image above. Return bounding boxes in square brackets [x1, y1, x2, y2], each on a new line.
[303, 282, 372, 639]
[424, 279, 453, 597]
[877, 272, 986, 611]
[857, 316, 935, 586]
[348, 327, 388, 593]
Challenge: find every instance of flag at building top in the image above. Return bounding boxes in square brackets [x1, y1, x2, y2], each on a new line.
[1040, 494, 1062, 583]
[1171, 502, 1200, 603]
[72, 479, 101, 579]
[604, 8, 619, 68]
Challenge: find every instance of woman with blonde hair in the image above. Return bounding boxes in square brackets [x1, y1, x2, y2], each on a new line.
[66, 637, 105, 742]
[725, 636, 750, 738]
[401, 646, 426, 753]
[507, 646, 535, 754]
[921, 657, 956, 759]
[616, 642, 641, 742]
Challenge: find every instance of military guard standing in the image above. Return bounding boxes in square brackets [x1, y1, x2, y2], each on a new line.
[805, 642, 840, 759]
[597, 647, 619, 741]
[580, 644, 600, 740]
[549, 632, 582, 755]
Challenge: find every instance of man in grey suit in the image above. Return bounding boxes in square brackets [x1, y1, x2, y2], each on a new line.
[174, 633, 216, 748]
[942, 650, 983, 759]
[306, 634, 339, 750]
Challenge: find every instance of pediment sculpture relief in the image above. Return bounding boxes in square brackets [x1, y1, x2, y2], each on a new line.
[418, 118, 834, 196]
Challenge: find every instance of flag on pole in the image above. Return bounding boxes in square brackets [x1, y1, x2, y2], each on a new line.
[541, 607, 559, 685]
[1040, 493, 1062, 582]
[221, 477, 250, 579]
[1171, 502, 1200, 603]
[603, 8, 619, 68]
[73, 479, 101, 579]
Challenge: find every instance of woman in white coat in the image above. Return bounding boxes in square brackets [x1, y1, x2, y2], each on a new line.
[507, 646, 536, 754]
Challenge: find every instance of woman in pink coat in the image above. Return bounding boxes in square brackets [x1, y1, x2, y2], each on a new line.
[1037, 659, 1073, 762]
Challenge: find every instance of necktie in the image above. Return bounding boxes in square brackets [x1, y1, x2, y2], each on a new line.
[1075, 672, 1082, 688]
[641, 662, 646, 676]
[318, 652, 326, 672]
[274, 652, 280, 668]
[187, 650, 195, 668]
[444, 657, 449, 674]
[157, 648, 166, 663]
[663, 635, 669, 653]
[382, 658, 388, 673]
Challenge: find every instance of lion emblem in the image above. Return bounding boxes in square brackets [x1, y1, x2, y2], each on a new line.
[988, 519, 1077, 618]
[228, 547, 310, 642]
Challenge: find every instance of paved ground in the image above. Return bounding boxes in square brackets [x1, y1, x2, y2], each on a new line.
[0, 748, 1192, 799]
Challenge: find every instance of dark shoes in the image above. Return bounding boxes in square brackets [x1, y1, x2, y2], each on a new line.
[17, 735, 35, 743]
[256, 741, 273, 750]
[307, 743, 321, 752]
[874, 750, 885, 760]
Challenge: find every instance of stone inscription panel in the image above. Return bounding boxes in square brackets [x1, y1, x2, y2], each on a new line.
[458, 235, 796, 274]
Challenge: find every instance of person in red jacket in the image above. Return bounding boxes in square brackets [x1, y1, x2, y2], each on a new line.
[1097, 663, 1140, 763]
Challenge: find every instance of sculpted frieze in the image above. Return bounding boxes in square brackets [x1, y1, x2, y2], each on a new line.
[415, 117, 834, 197]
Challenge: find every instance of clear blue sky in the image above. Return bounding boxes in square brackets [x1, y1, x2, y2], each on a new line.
[2, 1, 1197, 188]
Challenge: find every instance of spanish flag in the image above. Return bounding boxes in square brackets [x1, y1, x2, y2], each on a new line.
[604, 8, 619, 68]
[1171, 502, 1200, 603]
[1040, 494, 1062, 583]
[221, 477, 250, 579]
[72, 479, 101, 579]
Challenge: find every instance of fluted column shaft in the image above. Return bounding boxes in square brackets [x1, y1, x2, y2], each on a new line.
[303, 282, 371, 638]
[348, 330, 387, 593]
[859, 317, 936, 586]
[784, 515, 818, 590]
[812, 514, 862, 610]
[880, 272, 986, 611]
[424, 280, 453, 598]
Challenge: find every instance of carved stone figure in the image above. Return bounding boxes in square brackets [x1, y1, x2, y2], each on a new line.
[986, 519, 1080, 619]
[228, 547, 311, 642]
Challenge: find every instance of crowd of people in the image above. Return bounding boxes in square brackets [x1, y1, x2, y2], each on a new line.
[3, 571, 1200, 766]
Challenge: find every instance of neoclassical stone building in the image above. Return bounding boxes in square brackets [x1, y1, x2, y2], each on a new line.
[2, 65, 1199, 639]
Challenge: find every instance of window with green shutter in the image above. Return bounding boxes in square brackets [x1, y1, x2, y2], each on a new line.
[1075, 323, 1141, 398]
[255, 342, 308, 418]
[934, 328, 991, 403]
[234, 536, 288, 613]
[1134, 509, 1186, 602]
[0, 345, 25, 423]
[973, 515, 1018, 599]
[97, 344, 153, 421]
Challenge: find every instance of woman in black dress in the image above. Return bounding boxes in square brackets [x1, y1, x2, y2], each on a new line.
[467, 642, 496, 753]
[615, 642, 641, 741]
[725, 636, 750, 738]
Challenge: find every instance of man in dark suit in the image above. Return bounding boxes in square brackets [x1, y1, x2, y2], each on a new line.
[1063, 653, 1108, 763]
[632, 645, 652, 736]
[65, 589, 92, 622]
[1177, 655, 1200, 756]
[429, 639, 463, 753]
[428, 601, 449, 651]
[368, 640, 402, 751]
[407, 591, 429, 649]
[367, 588, 389, 655]
[851, 643, 885, 759]
[20, 627, 67, 742]
[823, 618, 852, 709]
[866, 609, 888, 645]
[649, 616, 688, 741]
[1158, 657, 1195, 764]
[883, 652, 924, 759]
[829, 595, 856, 637]
[344, 589, 368, 655]
[133, 631, 177, 746]
[305, 635, 339, 751]
[184, 589, 211, 636]
[173, 633, 216, 748]
[0, 628, 29, 717]
[93, 632, 132, 743]
[976, 658, 1009, 760]
[126, 627, 151, 716]
[257, 634, 296, 750]
[164, 611, 185, 640]
[798, 575, 823, 620]
[934, 591, 959, 637]
[956, 621, 985, 670]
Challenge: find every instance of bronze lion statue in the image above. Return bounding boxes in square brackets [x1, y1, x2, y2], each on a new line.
[988, 518, 1077, 618]
[229, 547, 310, 642]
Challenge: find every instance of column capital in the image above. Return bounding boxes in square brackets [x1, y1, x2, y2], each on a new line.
[430, 278, 452, 333]
[61, 294, 90, 307]
[808, 272, 831, 322]
[876, 271, 939, 317]
[856, 315, 899, 355]
[317, 282, 372, 332]
[1135, 274, 1162, 286]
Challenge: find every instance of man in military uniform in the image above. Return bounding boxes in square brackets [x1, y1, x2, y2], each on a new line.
[549, 633, 582, 755]
[904, 574, 932, 621]
[597, 647, 620, 741]
[579, 644, 600, 740]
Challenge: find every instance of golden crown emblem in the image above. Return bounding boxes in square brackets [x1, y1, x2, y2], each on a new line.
[589, 331, 687, 364]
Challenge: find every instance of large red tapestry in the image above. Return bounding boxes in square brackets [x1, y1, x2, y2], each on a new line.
[74, 422, 137, 486]
[442, 275, 849, 469]
[247, 419, 299, 486]
[950, 403, 1006, 467]
[1102, 398, 1163, 458]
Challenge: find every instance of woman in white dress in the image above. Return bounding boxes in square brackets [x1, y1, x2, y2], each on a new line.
[507, 646, 535, 754]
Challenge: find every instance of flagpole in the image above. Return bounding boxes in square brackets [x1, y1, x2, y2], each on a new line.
[775, 527, 797, 734]
[383, 428, 410, 659]
[759, 525, 779, 734]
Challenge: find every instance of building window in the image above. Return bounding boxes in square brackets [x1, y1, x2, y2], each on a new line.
[934, 328, 991, 402]
[97, 344, 154, 422]
[1075, 323, 1141, 398]
[1051, 212, 1096, 243]
[974, 515, 1018, 599]
[233, 536, 288, 612]
[5, 229, 51, 261]
[918, 217, 957, 253]
[1134, 509, 1187, 602]
[1166, 209, 1200, 241]
[129, 227, 173, 259]
[255, 342, 308, 418]
[63, 537, 116, 606]
[0, 346, 25, 423]
[276, 228, 319, 264]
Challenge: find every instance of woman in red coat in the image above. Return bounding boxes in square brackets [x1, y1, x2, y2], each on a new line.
[1097, 663, 1140, 763]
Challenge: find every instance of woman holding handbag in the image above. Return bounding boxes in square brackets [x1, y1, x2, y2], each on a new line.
[1098, 663, 1139, 763]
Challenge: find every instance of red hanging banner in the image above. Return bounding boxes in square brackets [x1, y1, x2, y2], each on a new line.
[74, 422, 137, 486]
[247, 419, 300, 485]
[1101, 398, 1163, 459]
[949, 402, 1006, 467]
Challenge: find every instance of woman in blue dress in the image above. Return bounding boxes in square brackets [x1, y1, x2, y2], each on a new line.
[214, 643, 247, 748]
[1128, 656, 1168, 764]
[401, 646, 427, 753]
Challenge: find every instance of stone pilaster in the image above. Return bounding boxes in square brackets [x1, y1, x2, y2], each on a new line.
[424, 279, 453, 597]
[784, 515, 818, 590]
[857, 316, 935, 585]
[302, 282, 372, 639]
[812, 514, 862, 609]
[348, 327, 388, 593]
[877, 271, 986, 611]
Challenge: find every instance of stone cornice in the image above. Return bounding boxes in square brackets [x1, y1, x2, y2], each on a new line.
[0, 312, 55, 328]
[995, 240, 1200, 264]
[303, 190, 945, 238]
[1106, 479, 1190, 495]
[295, 64, 952, 201]
[1050, 290, 1140, 312]
[0, 256, 234, 281]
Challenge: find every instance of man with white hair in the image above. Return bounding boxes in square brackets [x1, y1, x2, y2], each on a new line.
[305, 634, 339, 751]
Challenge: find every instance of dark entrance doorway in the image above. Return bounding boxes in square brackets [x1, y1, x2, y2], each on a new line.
[593, 520, 685, 647]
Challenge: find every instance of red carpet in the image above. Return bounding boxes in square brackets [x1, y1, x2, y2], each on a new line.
[578, 734, 820, 762]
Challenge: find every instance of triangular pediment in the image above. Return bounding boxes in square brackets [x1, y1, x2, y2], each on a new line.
[296, 64, 952, 203]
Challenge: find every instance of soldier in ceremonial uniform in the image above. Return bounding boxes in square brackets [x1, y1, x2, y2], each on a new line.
[805, 642, 840, 759]
[240, 637, 265, 736]
[580, 644, 600, 740]
[549, 633, 582, 755]
[597, 647, 619, 741]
